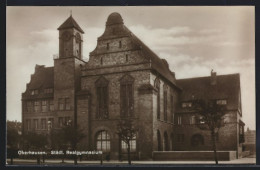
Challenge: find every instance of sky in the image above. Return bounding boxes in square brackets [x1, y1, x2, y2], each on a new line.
[6, 6, 255, 130]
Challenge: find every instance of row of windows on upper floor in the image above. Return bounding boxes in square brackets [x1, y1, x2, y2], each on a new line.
[24, 98, 71, 113]
[25, 116, 71, 131]
[181, 99, 227, 108]
[30, 88, 53, 95]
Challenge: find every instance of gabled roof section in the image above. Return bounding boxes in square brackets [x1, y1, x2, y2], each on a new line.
[177, 73, 241, 110]
[58, 15, 84, 33]
[90, 12, 178, 88]
[26, 66, 54, 90]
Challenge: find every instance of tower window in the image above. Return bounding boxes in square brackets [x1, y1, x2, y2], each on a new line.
[101, 57, 103, 65]
[126, 55, 128, 62]
[106, 43, 109, 50]
[119, 41, 122, 48]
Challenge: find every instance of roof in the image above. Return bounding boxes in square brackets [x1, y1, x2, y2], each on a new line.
[176, 73, 241, 111]
[58, 15, 84, 33]
[22, 65, 54, 99]
[91, 12, 178, 88]
[106, 12, 124, 26]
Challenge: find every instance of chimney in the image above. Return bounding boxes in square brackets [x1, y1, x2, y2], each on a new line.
[211, 69, 217, 85]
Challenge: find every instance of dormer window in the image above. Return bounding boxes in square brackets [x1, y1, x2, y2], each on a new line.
[216, 99, 227, 105]
[182, 102, 192, 108]
[31, 89, 39, 95]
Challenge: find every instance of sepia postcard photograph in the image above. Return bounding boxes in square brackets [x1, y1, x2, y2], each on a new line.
[6, 6, 256, 166]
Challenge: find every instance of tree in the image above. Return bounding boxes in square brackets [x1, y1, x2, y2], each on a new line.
[59, 121, 86, 165]
[116, 118, 138, 165]
[7, 121, 22, 164]
[193, 99, 226, 164]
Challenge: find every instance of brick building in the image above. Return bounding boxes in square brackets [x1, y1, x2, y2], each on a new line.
[22, 12, 245, 160]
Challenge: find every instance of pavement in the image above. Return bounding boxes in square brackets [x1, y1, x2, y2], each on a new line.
[6, 156, 256, 166]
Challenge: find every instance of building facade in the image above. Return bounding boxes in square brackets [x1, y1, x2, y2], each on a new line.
[22, 13, 245, 160]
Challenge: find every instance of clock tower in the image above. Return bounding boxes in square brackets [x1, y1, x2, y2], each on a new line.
[58, 14, 84, 59]
[54, 15, 85, 127]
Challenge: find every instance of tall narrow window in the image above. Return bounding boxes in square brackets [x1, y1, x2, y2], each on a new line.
[27, 101, 33, 113]
[177, 115, 182, 125]
[49, 100, 54, 111]
[26, 119, 31, 130]
[41, 119, 46, 129]
[154, 78, 160, 119]
[100, 57, 103, 65]
[120, 74, 134, 117]
[59, 117, 64, 127]
[42, 100, 47, 112]
[106, 43, 109, 50]
[119, 41, 122, 48]
[33, 119, 38, 130]
[58, 98, 64, 110]
[96, 76, 109, 119]
[126, 54, 128, 62]
[163, 84, 168, 121]
[170, 95, 174, 123]
[34, 101, 40, 113]
[65, 98, 70, 110]
[96, 130, 110, 152]
[190, 116, 196, 124]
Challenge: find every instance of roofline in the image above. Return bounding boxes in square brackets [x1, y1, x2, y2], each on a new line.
[176, 73, 240, 81]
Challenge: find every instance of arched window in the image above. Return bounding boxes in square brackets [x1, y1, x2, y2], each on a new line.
[154, 78, 160, 119]
[120, 74, 134, 117]
[157, 130, 161, 151]
[191, 134, 204, 147]
[163, 131, 169, 151]
[96, 130, 111, 152]
[170, 133, 174, 151]
[75, 33, 81, 58]
[121, 134, 136, 153]
[95, 76, 109, 119]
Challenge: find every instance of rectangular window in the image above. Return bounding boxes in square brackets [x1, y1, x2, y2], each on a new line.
[41, 119, 46, 129]
[65, 98, 70, 110]
[164, 90, 167, 121]
[41, 100, 47, 112]
[34, 101, 41, 112]
[49, 100, 54, 111]
[157, 87, 160, 119]
[31, 89, 39, 95]
[58, 117, 64, 127]
[121, 135, 136, 152]
[26, 119, 31, 130]
[119, 41, 122, 48]
[216, 99, 227, 105]
[190, 116, 196, 124]
[33, 119, 38, 130]
[58, 98, 64, 110]
[120, 84, 134, 117]
[27, 101, 33, 112]
[177, 116, 182, 125]
[182, 102, 192, 108]
[106, 43, 109, 50]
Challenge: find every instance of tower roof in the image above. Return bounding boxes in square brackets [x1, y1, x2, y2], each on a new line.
[106, 12, 124, 26]
[58, 15, 84, 33]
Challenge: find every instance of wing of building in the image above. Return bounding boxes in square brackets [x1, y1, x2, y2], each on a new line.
[21, 12, 245, 160]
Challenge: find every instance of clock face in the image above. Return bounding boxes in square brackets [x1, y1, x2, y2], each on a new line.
[63, 32, 71, 41]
